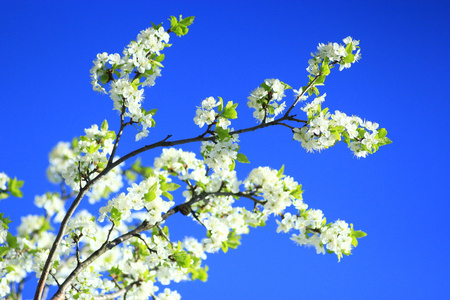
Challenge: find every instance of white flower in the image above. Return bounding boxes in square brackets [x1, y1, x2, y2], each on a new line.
[194, 97, 219, 128]
[0, 172, 9, 190]
[157, 288, 181, 300]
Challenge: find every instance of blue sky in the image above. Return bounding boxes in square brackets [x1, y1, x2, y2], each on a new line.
[1, 1, 449, 299]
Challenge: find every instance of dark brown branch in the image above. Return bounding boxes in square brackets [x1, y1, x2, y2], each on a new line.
[107, 102, 127, 167]
[284, 75, 320, 117]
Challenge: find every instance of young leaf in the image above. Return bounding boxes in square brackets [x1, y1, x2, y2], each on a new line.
[179, 16, 195, 27]
[215, 127, 230, 141]
[217, 96, 224, 113]
[101, 119, 108, 131]
[222, 101, 238, 119]
[6, 232, 18, 248]
[343, 53, 355, 63]
[229, 159, 235, 171]
[277, 165, 285, 178]
[9, 178, 24, 198]
[377, 128, 388, 138]
[221, 241, 229, 253]
[236, 153, 250, 164]
[110, 207, 122, 226]
[162, 191, 173, 201]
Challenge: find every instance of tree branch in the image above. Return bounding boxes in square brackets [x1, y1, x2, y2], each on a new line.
[37, 100, 306, 300]
[49, 190, 217, 298]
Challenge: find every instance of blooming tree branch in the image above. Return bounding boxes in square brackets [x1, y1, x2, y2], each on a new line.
[0, 15, 391, 300]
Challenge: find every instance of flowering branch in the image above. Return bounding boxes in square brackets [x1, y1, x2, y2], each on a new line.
[0, 16, 390, 300]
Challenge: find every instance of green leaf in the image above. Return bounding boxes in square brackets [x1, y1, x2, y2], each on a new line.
[277, 165, 285, 178]
[151, 21, 163, 30]
[331, 125, 345, 134]
[71, 137, 79, 149]
[168, 16, 195, 37]
[131, 78, 140, 90]
[162, 191, 173, 201]
[217, 96, 224, 112]
[290, 185, 303, 199]
[101, 120, 108, 131]
[9, 178, 24, 198]
[110, 207, 122, 226]
[345, 42, 353, 54]
[236, 153, 250, 164]
[350, 224, 367, 247]
[221, 241, 229, 253]
[100, 74, 109, 85]
[5, 265, 15, 273]
[313, 86, 320, 96]
[377, 137, 393, 146]
[190, 266, 208, 282]
[377, 128, 388, 138]
[343, 53, 355, 63]
[0, 246, 10, 257]
[144, 190, 157, 202]
[169, 16, 178, 28]
[321, 63, 330, 75]
[0, 193, 9, 200]
[260, 82, 271, 91]
[215, 126, 230, 141]
[166, 182, 180, 192]
[352, 230, 367, 239]
[53, 260, 60, 269]
[179, 16, 195, 27]
[0, 214, 12, 228]
[315, 74, 326, 85]
[229, 159, 235, 171]
[173, 250, 192, 268]
[281, 81, 292, 90]
[227, 231, 241, 249]
[148, 109, 158, 116]
[222, 101, 238, 119]
[342, 131, 351, 144]
[105, 131, 116, 140]
[6, 232, 17, 248]
[154, 54, 165, 63]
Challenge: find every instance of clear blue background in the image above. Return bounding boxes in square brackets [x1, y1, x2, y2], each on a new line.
[1, 1, 449, 299]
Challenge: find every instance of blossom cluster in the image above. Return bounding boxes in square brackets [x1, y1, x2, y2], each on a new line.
[277, 211, 354, 260]
[247, 78, 290, 123]
[193, 96, 219, 128]
[0, 213, 55, 298]
[200, 135, 240, 172]
[98, 175, 172, 225]
[46, 122, 123, 202]
[90, 26, 169, 94]
[90, 25, 171, 141]
[307, 36, 361, 76]
[34, 192, 66, 222]
[293, 94, 391, 157]
[193, 96, 236, 130]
